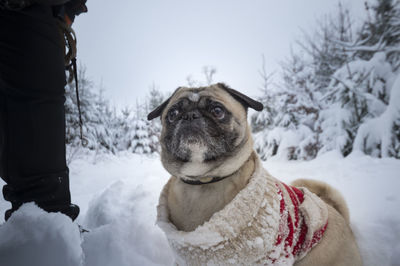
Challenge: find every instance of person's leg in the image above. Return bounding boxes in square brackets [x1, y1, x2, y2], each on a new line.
[0, 5, 79, 221]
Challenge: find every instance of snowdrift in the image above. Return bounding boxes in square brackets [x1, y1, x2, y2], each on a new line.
[0, 153, 399, 266]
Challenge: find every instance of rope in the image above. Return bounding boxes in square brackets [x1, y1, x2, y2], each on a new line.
[57, 19, 87, 147]
[58, 19, 77, 82]
[71, 57, 86, 146]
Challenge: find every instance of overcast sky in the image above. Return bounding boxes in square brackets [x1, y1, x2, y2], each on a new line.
[73, 0, 367, 109]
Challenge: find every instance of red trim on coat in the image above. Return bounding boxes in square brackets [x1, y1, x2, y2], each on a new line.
[272, 182, 328, 261]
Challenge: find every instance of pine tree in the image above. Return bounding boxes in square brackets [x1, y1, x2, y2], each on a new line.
[353, 72, 400, 158]
[129, 119, 153, 154]
[253, 0, 400, 160]
[298, 3, 353, 91]
[345, 0, 400, 158]
[359, 0, 400, 58]
[251, 55, 276, 133]
[92, 87, 117, 153]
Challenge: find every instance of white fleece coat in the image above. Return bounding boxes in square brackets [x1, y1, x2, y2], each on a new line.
[157, 159, 329, 266]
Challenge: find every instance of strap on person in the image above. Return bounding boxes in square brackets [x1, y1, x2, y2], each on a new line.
[54, 0, 88, 147]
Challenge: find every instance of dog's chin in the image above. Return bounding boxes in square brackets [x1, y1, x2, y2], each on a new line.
[163, 136, 216, 178]
[172, 141, 213, 177]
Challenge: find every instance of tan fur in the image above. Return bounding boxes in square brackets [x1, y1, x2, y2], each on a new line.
[290, 179, 362, 265]
[160, 84, 362, 265]
[168, 152, 256, 231]
[294, 205, 362, 266]
[291, 179, 350, 224]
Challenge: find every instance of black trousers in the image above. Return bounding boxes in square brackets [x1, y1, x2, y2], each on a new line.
[0, 5, 79, 220]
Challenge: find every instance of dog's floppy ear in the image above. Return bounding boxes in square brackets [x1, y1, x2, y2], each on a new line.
[147, 87, 180, 120]
[147, 99, 170, 121]
[216, 83, 263, 111]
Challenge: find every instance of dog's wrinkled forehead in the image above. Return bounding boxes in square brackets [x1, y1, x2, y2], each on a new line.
[147, 83, 263, 121]
[163, 85, 246, 118]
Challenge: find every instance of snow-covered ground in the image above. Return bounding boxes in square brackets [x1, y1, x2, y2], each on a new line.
[0, 151, 399, 266]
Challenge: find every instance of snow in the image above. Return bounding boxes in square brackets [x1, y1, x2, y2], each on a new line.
[0, 203, 83, 266]
[353, 73, 400, 157]
[1, 152, 399, 266]
[318, 104, 353, 154]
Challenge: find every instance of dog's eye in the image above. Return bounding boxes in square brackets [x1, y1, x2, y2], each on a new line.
[211, 106, 225, 119]
[168, 108, 180, 122]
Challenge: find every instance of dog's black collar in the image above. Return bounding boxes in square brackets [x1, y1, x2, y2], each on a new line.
[180, 174, 231, 185]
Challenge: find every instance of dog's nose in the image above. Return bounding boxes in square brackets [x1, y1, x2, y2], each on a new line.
[182, 110, 201, 121]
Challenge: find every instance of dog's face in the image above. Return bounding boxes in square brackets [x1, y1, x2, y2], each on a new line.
[148, 83, 263, 180]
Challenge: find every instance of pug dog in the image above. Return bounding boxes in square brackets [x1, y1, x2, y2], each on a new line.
[148, 83, 362, 266]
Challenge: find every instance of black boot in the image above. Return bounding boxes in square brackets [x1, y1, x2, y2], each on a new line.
[2, 169, 80, 221]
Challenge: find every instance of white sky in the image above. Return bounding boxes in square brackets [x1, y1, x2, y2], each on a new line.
[73, 0, 367, 109]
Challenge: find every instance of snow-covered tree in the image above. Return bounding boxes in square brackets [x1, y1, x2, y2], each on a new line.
[128, 119, 155, 154]
[251, 55, 276, 133]
[353, 73, 400, 158]
[253, 0, 400, 160]
[295, 2, 354, 93]
[254, 52, 322, 160]
[92, 88, 117, 153]
[65, 67, 162, 156]
[317, 0, 400, 157]
[357, 0, 400, 63]
[318, 52, 393, 155]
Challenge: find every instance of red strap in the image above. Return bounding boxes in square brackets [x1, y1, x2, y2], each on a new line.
[64, 14, 73, 26]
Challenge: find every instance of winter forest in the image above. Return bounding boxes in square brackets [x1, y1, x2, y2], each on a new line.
[1, 1, 400, 266]
[66, 0, 400, 161]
